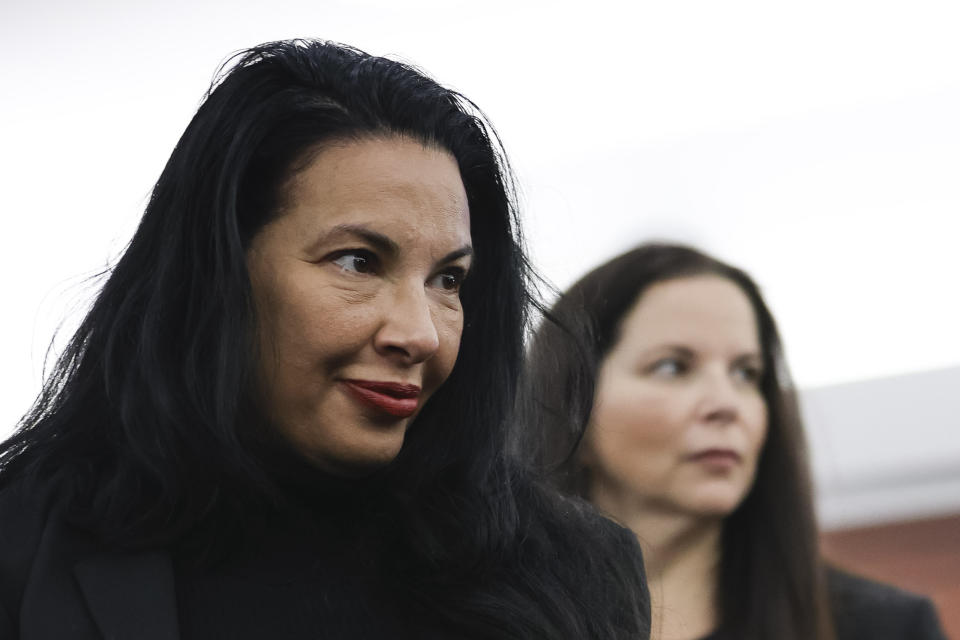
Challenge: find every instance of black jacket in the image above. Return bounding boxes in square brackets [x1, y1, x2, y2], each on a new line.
[1, 474, 649, 639]
[0, 475, 426, 639]
[0, 478, 179, 639]
[827, 567, 947, 640]
[698, 566, 947, 640]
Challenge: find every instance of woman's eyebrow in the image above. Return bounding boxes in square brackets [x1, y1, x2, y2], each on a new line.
[439, 245, 473, 265]
[637, 344, 694, 360]
[309, 224, 399, 257]
[659, 344, 695, 357]
[310, 224, 472, 266]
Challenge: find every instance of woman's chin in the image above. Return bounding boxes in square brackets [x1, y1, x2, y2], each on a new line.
[678, 486, 750, 519]
[298, 441, 405, 478]
[320, 455, 399, 479]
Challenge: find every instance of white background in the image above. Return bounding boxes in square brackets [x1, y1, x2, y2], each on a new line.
[2, 1, 959, 525]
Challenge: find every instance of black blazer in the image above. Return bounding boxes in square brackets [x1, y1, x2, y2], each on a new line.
[1, 477, 405, 639]
[828, 567, 948, 640]
[0, 479, 179, 639]
[699, 567, 948, 640]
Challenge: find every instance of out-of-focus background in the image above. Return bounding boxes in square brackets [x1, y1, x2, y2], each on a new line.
[2, 0, 958, 632]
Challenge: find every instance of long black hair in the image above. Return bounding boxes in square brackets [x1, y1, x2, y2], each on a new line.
[521, 242, 835, 640]
[1, 40, 648, 638]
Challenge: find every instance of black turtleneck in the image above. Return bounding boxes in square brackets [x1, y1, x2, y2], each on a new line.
[173, 451, 409, 639]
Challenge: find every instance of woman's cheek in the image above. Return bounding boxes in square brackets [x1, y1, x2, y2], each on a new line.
[593, 382, 673, 460]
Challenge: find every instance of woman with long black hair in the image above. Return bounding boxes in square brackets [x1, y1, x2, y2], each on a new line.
[521, 243, 945, 640]
[0, 40, 649, 639]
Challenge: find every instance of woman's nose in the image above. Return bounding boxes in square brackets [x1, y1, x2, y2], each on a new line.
[697, 368, 740, 425]
[373, 284, 441, 364]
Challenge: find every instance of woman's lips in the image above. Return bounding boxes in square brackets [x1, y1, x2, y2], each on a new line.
[341, 380, 421, 418]
[687, 448, 741, 469]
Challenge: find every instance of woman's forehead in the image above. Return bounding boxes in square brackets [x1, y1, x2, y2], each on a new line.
[618, 276, 760, 352]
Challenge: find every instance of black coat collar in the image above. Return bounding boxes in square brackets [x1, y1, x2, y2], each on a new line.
[74, 551, 180, 640]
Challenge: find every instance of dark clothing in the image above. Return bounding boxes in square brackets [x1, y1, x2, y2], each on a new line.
[699, 567, 947, 640]
[826, 568, 947, 640]
[0, 475, 417, 639]
[0, 473, 648, 639]
[173, 507, 406, 640]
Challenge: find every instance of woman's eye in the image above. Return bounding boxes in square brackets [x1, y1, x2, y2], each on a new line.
[649, 358, 685, 377]
[331, 250, 377, 275]
[429, 267, 467, 293]
[732, 365, 763, 385]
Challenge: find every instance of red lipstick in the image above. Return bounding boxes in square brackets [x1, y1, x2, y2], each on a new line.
[341, 380, 421, 418]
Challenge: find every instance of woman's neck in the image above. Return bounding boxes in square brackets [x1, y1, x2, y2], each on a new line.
[591, 490, 722, 640]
